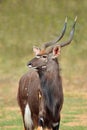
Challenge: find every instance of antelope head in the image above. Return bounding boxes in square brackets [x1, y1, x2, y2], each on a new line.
[27, 17, 77, 70]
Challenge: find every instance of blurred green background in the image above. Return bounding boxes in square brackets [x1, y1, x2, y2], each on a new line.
[0, 0, 87, 130]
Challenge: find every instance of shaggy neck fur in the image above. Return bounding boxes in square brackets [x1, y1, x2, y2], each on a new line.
[37, 59, 63, 119]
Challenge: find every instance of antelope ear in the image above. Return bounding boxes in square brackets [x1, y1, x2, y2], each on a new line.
[33, 46, 41, 55]
[52, 46, 61, 58]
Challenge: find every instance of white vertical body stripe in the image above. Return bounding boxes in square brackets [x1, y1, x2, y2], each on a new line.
[24, 103, 33, 129]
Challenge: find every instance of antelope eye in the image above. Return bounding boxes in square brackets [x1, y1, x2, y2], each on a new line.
[42, 55, 47, 58]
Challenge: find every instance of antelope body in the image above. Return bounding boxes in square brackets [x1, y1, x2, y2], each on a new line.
[17, 17, 77, 130]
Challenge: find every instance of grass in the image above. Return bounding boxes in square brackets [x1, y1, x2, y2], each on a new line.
[0, 0, 87, 130]
[0, 90, 87, 130]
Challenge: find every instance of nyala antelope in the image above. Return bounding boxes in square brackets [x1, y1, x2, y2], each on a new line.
[17, 17, 77, 130]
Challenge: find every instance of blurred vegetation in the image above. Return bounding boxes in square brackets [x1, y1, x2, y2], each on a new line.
[0, 1, 87, 89]
[0, 0, 87, 92]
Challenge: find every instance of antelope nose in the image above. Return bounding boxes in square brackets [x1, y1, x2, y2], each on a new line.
[27, 62, 32, 68]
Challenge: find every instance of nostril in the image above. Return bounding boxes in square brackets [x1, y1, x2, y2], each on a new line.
[27, 62, 32, 68]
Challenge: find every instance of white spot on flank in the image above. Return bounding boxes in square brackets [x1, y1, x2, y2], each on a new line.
[25, 87, 27, 90]
[24, 103, 33, 129]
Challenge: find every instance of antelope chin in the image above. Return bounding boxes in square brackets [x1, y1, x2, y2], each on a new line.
[33, 66, 46, 70]
[33, 66, 38, 69]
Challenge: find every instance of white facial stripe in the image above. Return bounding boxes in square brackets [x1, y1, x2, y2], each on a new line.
[36, 55, 40, 58]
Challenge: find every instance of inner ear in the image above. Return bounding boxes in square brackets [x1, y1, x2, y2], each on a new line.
[33, 46, 41, 55]
[53, 46, 61, 58]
